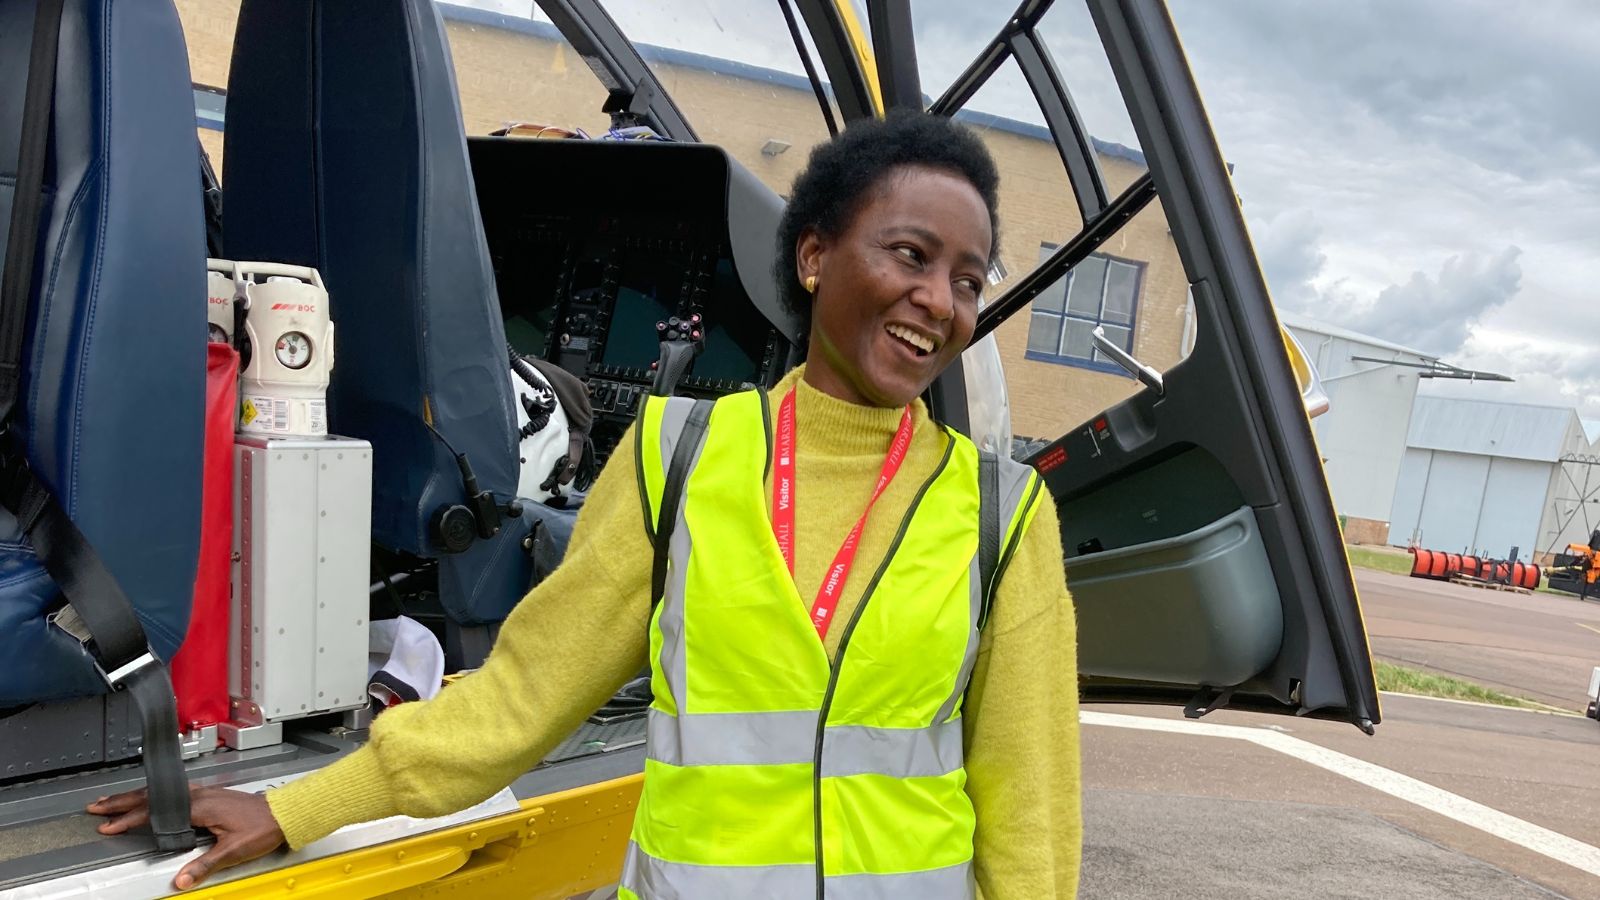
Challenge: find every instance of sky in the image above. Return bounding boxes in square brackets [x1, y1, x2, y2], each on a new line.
[453, 0, 1600, 440]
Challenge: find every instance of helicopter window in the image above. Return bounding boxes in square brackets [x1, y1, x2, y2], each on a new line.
[917, 0, 1194, 438]
[1033, 0, 1148, 172]
[600, 1, 840, 181]
[909, 0, 1014, 104]
[175, 3, 240, 179]
[441, 5, 616, 137]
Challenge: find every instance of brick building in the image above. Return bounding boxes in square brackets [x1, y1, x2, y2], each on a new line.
[176, 1, 1190, 440]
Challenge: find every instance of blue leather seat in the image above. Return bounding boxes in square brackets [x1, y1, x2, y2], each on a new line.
[222, 0, 536, 639]
[0, 0, 205, 705]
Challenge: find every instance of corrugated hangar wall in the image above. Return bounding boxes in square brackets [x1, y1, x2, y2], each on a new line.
[1281, 313, 1434, 545]
[1390, 449, 1553, 557]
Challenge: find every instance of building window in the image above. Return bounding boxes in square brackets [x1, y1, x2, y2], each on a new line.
[1026, 246, 1143, 370]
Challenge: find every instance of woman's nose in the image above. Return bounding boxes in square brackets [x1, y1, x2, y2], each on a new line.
[909, 275, 955, 321]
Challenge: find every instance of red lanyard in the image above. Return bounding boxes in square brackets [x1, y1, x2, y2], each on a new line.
[772, 388, 914, 641]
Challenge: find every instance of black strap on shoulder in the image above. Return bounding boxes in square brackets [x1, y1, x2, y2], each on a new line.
[0, 0, 193, 853]
[650, 399, 713, 609]
[977, 450, 1003, 624]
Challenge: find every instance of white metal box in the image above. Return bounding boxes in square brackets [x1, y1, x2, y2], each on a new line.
[230, 435, 372, 725]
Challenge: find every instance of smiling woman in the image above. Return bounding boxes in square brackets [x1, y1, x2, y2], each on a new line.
[92, 109, 1081, 900]
[780, 111, 1001, 406]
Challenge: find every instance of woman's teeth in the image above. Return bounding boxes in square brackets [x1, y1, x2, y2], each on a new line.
[886, 324, 935, 355]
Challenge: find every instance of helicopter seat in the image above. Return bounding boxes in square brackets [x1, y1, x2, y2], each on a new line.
[0, 0, 205, 708]
[221, 0, 542, 665]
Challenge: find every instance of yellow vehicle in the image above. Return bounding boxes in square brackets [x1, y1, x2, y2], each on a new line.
[0, 0, 1375, 896]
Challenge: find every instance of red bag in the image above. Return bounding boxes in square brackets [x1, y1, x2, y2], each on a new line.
[170, 343, 238, 732]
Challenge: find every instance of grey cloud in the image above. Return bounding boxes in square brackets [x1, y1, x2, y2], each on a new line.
[1425, 335, 1600, 421]
[1253, 209, 1327, 312]
[1170, 0, 1600, 181]
[1247, 203, 1524, 359]
[1344, 247, 1523, 356]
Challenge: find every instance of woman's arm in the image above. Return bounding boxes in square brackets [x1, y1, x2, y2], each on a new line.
[265, 425, 654, 848]
[963, 491, 1082, 899]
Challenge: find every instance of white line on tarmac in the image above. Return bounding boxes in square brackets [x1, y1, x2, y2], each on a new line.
[1082, 710, 1600, 879]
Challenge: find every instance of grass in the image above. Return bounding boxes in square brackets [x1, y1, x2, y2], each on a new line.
[1373, 660, 1552, 711]
[1345, 545, 1414, 576]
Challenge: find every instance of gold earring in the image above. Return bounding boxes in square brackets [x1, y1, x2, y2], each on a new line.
[804, 275, 818, 294]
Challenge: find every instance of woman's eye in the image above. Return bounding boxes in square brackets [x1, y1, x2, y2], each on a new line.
[956, 278, 981, 296]
[894, 246, 923, 264]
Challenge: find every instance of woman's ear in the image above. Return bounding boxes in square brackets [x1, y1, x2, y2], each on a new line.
[796, 228, 826, 292]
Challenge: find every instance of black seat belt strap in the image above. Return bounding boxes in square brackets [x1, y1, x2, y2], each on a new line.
[651, 400, 713, 610]
[0, 0, 193, 853]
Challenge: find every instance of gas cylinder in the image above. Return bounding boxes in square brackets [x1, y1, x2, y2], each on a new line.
[231, 262, 334, 438]
[205, 258, 238, 344]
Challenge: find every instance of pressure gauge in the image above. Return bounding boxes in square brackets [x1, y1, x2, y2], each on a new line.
[275, 331, 312, 370]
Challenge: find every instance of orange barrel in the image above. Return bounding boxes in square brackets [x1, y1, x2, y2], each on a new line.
[1447, 553, 1463, 576]
[1462, 556, 1480, 577]
[1489, 562, 1509, 582]
[1519, 564, 1541, 590]
[1511, 562, 1526, 587]
[1411, 548, 1431, 577]
[1430, 551, 1448, 578]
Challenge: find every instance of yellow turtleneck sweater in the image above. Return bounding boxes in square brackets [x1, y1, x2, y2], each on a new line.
[266, 366, 1081, 898]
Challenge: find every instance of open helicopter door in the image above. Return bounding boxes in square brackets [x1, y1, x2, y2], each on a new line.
[824, 0, 1379, 729]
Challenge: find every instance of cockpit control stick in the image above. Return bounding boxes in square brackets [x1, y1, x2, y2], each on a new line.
[650, 314, 705, 397]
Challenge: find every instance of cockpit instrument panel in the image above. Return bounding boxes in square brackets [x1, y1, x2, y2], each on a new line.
[468, 138, 801, 461]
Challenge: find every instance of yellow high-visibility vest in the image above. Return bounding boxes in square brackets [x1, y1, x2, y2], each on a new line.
[622, 389, 1041, 900]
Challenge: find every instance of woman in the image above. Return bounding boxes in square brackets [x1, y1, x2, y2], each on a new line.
[91, 111, 1081, 898]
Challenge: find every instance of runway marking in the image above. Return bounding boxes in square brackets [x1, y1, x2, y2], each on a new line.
[1082, 710, 1600, 879]
[1574, 621, 1600, 638]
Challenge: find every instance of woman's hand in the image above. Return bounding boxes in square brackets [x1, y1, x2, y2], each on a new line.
[88, 784, 287, 890]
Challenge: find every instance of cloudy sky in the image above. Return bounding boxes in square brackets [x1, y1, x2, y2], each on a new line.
[455, 0, 1599, 437]
[1161, 0, 1600, 440]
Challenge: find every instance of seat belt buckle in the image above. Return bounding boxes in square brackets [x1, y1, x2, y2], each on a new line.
[48, 603, 159, 689]
[98, 650, 159, 690]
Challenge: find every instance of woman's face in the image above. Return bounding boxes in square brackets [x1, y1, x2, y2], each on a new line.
[797, 165, 993, 408]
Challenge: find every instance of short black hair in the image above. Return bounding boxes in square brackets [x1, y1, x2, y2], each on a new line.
[775, 110, 1001, 311]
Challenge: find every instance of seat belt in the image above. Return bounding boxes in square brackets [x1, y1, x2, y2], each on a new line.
[0, 0, 194, 853]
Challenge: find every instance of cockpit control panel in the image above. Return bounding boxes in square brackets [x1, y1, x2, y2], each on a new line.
[468, 138, 802, 462]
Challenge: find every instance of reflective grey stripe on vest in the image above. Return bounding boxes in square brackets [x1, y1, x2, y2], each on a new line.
[648, 707, 965, 777]
[828, 861, 976, 900]
[647, 707, 816, 767]
[931, 459, 1037, 725]
[622, 842, 812, 900]
[653, 397, 703, 714]
[622, 843, 975, 900]
[819, 719, 964, 778]
[932, 553, 984, 726]
[990, 458, 1038, 592]
[655, 397, 699, 477]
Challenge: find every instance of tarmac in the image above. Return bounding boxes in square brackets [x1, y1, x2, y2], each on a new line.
[1079, 568, 1600, 899]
